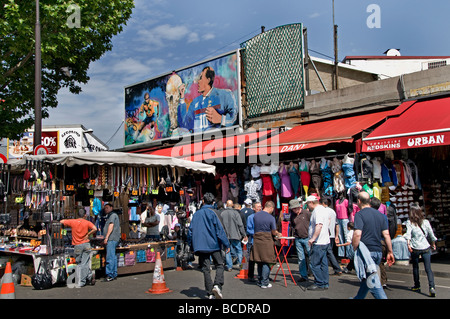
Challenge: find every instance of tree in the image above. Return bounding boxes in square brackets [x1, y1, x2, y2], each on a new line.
[0, 0, 134, 140]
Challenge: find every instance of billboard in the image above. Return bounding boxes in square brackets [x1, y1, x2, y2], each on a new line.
[124, 51, 240, 146]
[8, 128, 107, 159]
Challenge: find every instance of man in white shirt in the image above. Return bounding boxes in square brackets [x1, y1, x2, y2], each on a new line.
[307, 195, 330, 290]
[320, 197, 344, 275]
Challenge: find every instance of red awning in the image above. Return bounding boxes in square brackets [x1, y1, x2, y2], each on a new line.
[247, 111, 391, 156]
[362, 97, 450, 152]
[135, 130, 273, 162]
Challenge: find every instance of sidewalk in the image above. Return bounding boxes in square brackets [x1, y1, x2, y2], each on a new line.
[386, 252, 450, 279]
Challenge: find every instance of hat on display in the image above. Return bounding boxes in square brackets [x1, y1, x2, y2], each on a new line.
[289, 199, 302, 209]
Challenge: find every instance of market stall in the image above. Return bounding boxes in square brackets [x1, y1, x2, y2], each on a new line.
[0, 152, 215, 287]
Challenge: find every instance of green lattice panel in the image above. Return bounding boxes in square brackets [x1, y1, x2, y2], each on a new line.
[241, 23, 305, 118]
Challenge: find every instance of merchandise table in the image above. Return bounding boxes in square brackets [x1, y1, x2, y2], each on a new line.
[91, 240, 177, 275]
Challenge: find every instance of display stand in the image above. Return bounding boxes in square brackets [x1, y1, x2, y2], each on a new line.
[272, 236, 296, 287]
[91, 241, 177, 275]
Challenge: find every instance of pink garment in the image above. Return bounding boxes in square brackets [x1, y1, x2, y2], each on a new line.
[220, 174, 229, 202]
[335, 198, 349, 219]
[378, 203, 387, 215]
[279, 165, 293, 198]
[349, 203, 360, 222]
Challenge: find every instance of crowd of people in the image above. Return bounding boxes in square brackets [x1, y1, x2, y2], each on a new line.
[60, 189, 438, 299]
[187, 190, 438, 300]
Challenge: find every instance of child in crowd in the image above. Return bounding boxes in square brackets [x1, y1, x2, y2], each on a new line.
[336, 222, 355, 273]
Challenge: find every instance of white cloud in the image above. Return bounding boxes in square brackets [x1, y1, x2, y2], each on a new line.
[187, 32, 200, 43]
[309, 12, 320, 18]
[137, 24, 193, 49]
[202, 33, 216, 41]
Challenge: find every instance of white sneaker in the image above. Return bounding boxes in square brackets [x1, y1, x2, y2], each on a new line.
[261, 283, 272, 289]
[212, 285, 223, 299]
[208, 294, 216, 299]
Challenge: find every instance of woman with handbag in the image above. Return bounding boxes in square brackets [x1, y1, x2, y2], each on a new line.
[404, 205, 437, 297]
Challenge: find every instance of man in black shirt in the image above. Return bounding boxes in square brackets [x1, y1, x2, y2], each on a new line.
[290, 199, 311, 282]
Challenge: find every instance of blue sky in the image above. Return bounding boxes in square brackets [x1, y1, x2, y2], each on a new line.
[43, 0, 450, 150]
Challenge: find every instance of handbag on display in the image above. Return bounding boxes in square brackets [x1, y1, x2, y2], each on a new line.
[31, 261, 53, 290]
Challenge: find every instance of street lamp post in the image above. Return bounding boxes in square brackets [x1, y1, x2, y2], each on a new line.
[34, 0, 42, 150]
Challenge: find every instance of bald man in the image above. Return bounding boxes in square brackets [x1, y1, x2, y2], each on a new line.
[352, 191, 395, 299]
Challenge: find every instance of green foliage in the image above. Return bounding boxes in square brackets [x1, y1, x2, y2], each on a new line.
[0, 0, 135, 139]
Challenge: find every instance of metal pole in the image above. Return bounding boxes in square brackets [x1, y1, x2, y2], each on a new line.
[334, 24, 339, 90]
[34, 0, 42, 150]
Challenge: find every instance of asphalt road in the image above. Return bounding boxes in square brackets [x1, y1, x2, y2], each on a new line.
[14, 261, 450, 301]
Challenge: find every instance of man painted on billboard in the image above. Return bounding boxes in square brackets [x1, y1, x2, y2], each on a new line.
[178, 66, 238, 133]
[124, 52, 240, 146]
[132, 92, 159, 142]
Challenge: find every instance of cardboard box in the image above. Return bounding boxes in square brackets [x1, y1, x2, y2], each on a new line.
[20, 274, 32, 287]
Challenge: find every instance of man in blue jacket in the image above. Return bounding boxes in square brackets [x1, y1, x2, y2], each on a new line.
[188, 192, 230, 299]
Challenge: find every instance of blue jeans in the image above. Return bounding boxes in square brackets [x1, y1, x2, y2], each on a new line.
[411, 248, 435, 289]
[354, 251, 387, 299]
[105, 240, 119, 279]
[309, 244, 329, 287]
[337, 219, 349, 257]
[257, 263, 271, 287]
[225, 239, 243, 269]
[294, 237, 310, 279]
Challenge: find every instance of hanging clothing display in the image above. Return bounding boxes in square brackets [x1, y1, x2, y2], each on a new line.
[380, 159, 398, 186]
[299, 159, 311, 196]
[309, 160, 322, 191]
[279, 164, 293, 198]
[335, 198, 349, 220]
[228, 172, 239, 200]
[331, 157, 345, 194]
[270, 164, 281, 191]
[342, 154, 357, 190]
[220, 174, 229, 202]
[320, 159, 333, 196]
[261, 174, 275, 197]
[372, 158, 382, 180]
[244, 179, 261, 202]
[288, 163, 300, 198]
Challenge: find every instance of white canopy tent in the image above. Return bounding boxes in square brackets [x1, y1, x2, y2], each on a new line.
[11, 151, 216, 175]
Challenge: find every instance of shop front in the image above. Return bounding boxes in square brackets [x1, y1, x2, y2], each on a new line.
[361, 96, 450, 252]
[0, 152, 215, 287]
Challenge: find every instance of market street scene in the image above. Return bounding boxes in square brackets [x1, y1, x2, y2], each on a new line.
[1, 0, 450, 309]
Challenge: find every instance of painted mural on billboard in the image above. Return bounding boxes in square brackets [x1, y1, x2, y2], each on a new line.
[124, 51, 240, 146]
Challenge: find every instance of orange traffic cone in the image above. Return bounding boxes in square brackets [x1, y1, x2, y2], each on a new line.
[146, 252, 172, 294]
[235, 244, 248, 279]
[1, 262, 15, 299]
